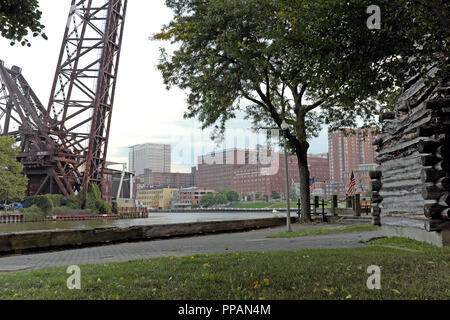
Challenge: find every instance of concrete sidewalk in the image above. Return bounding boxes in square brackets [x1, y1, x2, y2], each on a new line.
[0, 224, 382, 272]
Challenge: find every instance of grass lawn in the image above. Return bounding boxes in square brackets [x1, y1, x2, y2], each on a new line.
[267, 224, 379, 238]
[228, 201, 337, 209]
[228, 201, 287, 209]
[0, 238, 449, 300]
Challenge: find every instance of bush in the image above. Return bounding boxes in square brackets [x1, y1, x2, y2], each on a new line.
[225, 190, 240, 202]
[61, 194, 82, 209]
[95, 199, 111, 214]
[23, 196, 34, 209]
[22, 205, 47, 222]
[200, 193, 215, 208]
[271, 190, 280, 200]
[111, 201, 118, 214]
[31, 195, 54, 214]
[86, 183, 102, 211]
[47, 194, 63, 208]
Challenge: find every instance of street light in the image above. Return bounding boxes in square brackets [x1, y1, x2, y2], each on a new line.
[281, 121, 292, 233]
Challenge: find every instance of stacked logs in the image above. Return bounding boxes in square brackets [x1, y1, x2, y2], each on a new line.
[370, 170, 383, 226]
[371, 66, 450, 231]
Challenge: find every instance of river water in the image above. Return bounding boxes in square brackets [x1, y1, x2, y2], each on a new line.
[0, 211, 288, 234]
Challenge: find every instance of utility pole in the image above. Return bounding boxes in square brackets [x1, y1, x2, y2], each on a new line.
[255, 124, 292, 233]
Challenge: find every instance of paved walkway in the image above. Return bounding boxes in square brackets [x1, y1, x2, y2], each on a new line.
[0, 224, 382, 272]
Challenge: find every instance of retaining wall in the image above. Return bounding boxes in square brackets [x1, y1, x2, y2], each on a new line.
[0, 217, 295, 254]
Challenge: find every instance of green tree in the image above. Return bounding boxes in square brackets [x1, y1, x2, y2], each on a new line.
[0, 0, 47, 46]
[154, 0, 448, 221]
[0, 136, 28, 205]
[215, 192, 229, 205]
[200, 193, 215, 207]
[271, 190, 280, 200]
[225, 190, 240, 202]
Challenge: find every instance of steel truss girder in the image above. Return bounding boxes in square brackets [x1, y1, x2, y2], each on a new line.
[0, 62, 76, 197]
[47, 0, 127, 202]
[1, 0, 127, 200]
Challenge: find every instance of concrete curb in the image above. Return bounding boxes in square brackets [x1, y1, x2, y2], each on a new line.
[380, 225, 450, 248]
[0, 217, 295, 254]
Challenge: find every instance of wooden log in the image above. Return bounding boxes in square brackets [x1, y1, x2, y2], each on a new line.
[436, 145, 450, 160]
[434, 161, 449, 172]
[426, 98, 450, 111]
[370, 180, 382, 192]
[442, 208, 450, 219]
[417, 126, 438, 137]
[424, 219, 450, 232]
[380, 112, 395, 121]
[424, 203, 446, 218]
[371, 192, 383, 204]
[421, 168, 445, 183]
[422, 185, 445, 200]
[373, 138, 383, 146]
[438, 193, 450, 207]
[420, 154, 440, 167]
[369, 171, 382, 180]
[436, 177, 450, 191]
[418, 140, 441, 153]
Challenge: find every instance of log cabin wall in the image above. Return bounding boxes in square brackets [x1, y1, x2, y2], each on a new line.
[371, 66, 450, 231]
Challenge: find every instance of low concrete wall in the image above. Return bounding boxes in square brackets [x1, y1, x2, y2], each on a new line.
[162, 207, 356, 215]
[0, 217, 295, 254]
[381, 225, 450, 248]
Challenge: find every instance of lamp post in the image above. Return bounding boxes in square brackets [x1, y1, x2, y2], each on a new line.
[281, 121, 292, 233]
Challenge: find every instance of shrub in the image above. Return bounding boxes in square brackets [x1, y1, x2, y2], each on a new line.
[47, 194, 63, 208]
[95, 199, 111, 214]
[225, 190, 240, 202]
[86, 183, 102, 211]
[61, 194, 82, 209]
[111, 201, 118, 214]
[31, 195, 54, 214]
[22, 205, 47, 222]
[200, 193, 215, 208]
[23, 196, 35, 209]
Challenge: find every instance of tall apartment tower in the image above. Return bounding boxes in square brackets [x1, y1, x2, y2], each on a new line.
[328, 128, 376, 183]
[129, 143, 171, 176]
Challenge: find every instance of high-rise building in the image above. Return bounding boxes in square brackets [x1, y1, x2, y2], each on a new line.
[308, 153, 330, 182]
[129, 143, 171, 175]
[328, 127, 377, 183]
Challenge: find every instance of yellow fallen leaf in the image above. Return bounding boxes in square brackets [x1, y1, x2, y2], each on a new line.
[393, 289, 401, 295]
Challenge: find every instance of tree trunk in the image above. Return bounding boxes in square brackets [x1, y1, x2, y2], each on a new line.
[297, 145, 312, 222]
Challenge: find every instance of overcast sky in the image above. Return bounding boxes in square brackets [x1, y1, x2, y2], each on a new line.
[0, 0, 329, 173]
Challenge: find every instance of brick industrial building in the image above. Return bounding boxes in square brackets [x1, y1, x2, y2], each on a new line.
[172, 187, 216, 209]
[142, 167, 197, 189]
[196, 148, 330, 200]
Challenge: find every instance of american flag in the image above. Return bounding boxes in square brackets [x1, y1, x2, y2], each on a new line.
[347, 172, 356, 195]
[310, 177, 315, 193]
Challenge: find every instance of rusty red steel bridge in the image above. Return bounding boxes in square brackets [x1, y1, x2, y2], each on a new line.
[0, 0, 128, 204]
